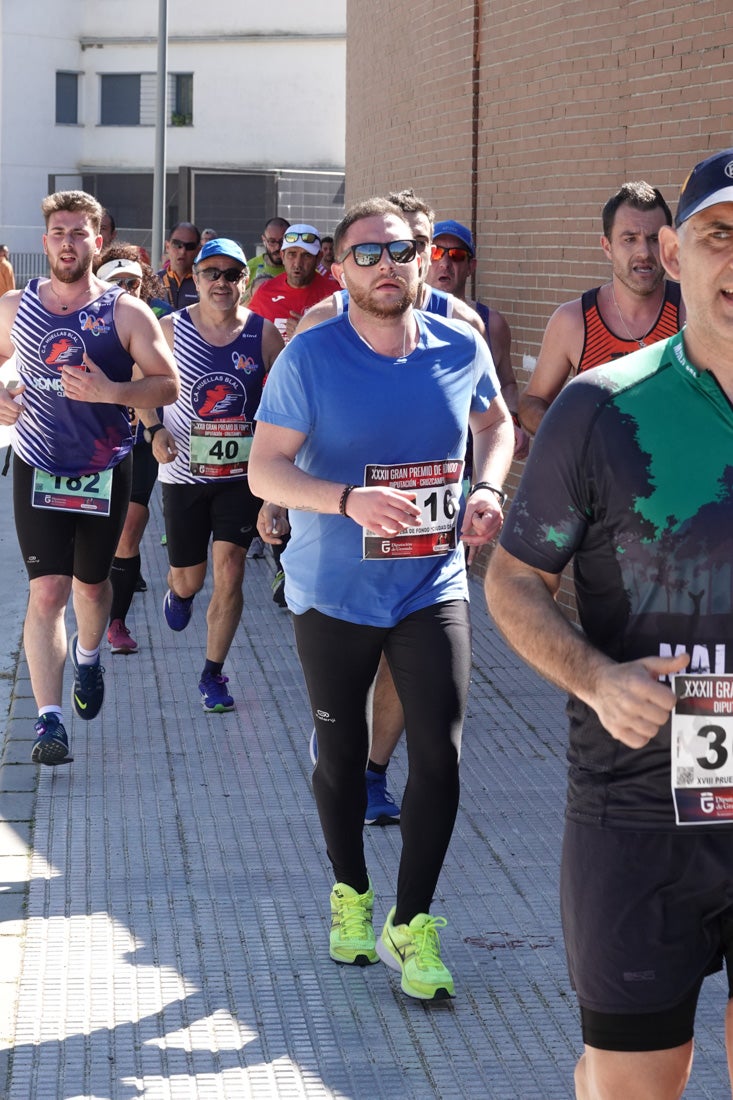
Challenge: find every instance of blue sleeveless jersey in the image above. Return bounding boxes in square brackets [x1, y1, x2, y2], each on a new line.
[11, 279, 134, 476]
[159, 308, 267, 484]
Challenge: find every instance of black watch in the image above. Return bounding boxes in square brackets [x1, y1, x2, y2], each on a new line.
[143, 422, 165, 444]
[468, 481, 507, 507]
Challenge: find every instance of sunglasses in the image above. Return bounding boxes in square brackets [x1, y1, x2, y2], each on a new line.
[195, 266, 244, 283]
[263, 236, 284, 247]
[337, 240, 418, 267]
[111, 277, 141, 291]
[431, 245, 472, 263]
[283, 231, 320, 245]
[170, 238, 198, 251]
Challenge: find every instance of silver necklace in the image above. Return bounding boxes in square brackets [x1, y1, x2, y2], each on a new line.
[610, 285, 649, 348]
[49, 281, 87, 313]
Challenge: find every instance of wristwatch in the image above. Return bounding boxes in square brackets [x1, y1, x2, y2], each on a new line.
[143, 422, 165, 444]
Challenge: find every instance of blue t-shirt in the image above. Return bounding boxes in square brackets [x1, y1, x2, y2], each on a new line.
[255, 310, 499, 625]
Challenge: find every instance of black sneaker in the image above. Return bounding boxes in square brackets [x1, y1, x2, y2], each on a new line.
[135, 574, 148, 593]
[271, 570, 287, 608]
[69, 633, 105, 721]
[31, 713, 72, 765]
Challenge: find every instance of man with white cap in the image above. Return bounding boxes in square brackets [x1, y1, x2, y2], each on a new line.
[248, 224, 339, 343]
[139, 238, 283, 712]
[486, 149, 733, 1097]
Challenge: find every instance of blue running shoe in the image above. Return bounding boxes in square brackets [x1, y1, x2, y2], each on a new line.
[365, 768, 401, 826]
[69, 633, 105, 721]
[164, 589, 194, 631]
[199, 673, 235, 713]
[31, 713, 72, 766]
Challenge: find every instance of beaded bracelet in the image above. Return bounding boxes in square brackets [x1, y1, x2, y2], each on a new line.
[339, 484, 357, 516]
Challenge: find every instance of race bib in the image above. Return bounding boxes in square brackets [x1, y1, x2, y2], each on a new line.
[189, 419, 252, 477]
[671, 673, 733, 825]
[32, 467, 113, 517]
[362, 459, 464, 560]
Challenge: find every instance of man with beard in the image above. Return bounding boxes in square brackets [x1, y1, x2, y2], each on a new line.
[519, 182, 685, 436]
[248, 224, 339, 343]
[245, 216, 290, 298]
[0, 190, 178, 765]
[140, 238, 283, 713]
[249, 197, 513, 1001]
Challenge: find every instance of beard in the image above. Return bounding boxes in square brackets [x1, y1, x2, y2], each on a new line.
[348, 276, 418, 318]
[50, 253, 92, 285]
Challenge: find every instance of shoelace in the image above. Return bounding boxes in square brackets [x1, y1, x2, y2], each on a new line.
[411, 916, 448, 968]
[335, 891, 371, 938]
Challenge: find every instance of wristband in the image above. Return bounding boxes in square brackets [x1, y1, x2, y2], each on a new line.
[468, 481, 506, 507]
[143, 422, 165, 444]
[339, 484, 357, 516]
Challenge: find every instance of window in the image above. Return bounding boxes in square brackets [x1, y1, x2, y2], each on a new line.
[56, 72, 79, 125]
[170, 73, 193, 127]
[100, 74, 141, 125]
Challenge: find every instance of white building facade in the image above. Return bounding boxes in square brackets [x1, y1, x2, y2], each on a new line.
[0, 0, 345, 276]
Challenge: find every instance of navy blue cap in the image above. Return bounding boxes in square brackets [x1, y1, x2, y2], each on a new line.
[194, 237, 247, 265]
[675, 149, 733, 226]
[433, 219, 475, 255]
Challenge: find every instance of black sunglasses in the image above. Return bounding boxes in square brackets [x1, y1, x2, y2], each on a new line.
[283, 231, 320, 245]
[195, 266, 244, 283]
[337, 240, 418, 267]
[170, 238, 198, 251]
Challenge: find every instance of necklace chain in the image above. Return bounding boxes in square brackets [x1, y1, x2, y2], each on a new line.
[49, 280, 88, 313]
[610, 285, 649, 348]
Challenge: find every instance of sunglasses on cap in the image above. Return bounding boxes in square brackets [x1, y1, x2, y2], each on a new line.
[170, 238, 198, 251]
[431, 245, 472, 263]
[196, 266, 244, 283]
[110, 277, 141, 291]
[283, 230, 320, 245]
[337, 240, 418, 267]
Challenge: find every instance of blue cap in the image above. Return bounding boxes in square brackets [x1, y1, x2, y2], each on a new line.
[194, 237, 247, 266]
[433, 219, 475, 256]
[675, 149, 733, 226]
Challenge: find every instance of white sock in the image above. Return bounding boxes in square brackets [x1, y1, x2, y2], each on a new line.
[75, 640, 100, 666]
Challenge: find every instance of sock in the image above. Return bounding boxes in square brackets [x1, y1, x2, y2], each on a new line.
[367, 759, 388, 775]
[38, 706, 63, 720]
[109, 554, 140, 621]
[75, 640, 100, 666]
[202, 659, 223, 680]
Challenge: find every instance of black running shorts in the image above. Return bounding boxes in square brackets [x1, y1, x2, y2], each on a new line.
[561, 819, 733, 1050]
[161, 478, 261, 568]
[13, 451, 132, 583]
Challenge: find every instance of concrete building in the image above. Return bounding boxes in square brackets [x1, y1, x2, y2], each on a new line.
[0, 0, 345, 276]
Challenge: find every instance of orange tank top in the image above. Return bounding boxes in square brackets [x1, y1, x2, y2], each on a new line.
[577, 282, 682, 373]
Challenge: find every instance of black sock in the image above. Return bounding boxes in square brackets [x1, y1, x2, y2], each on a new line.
[202, 659, 223, 680]
[367, 759, 388, 774]
[109, 554, 140, 621]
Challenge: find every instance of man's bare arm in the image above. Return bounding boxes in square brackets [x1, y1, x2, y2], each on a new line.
[485, 545, 689, 748]
[293, 294, 340, 336]
[518, 299, 583, 436]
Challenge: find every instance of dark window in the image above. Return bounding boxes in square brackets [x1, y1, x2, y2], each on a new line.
[100, 74, 141, 126]
[171, 74, 193, 126]
[56, 72, 78, 125]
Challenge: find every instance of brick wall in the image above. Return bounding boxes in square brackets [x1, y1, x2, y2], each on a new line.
[346, 0, 733, 613]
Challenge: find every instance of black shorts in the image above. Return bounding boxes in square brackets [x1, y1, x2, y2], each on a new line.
[13, 451, 132, 584]
[129, 439, 158, 508]
[161, 478, 260, 568]
[561, 819, 733, 1050]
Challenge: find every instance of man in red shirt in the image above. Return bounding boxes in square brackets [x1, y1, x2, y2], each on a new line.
[248, 224, 338, 343]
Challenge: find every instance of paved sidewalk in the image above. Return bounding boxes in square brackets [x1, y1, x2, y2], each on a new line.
[0, 478, 730, 1099]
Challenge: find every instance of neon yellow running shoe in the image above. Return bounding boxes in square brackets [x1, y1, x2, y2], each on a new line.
[377, 906, 455, 1000]
[329, 881, 378, 966]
